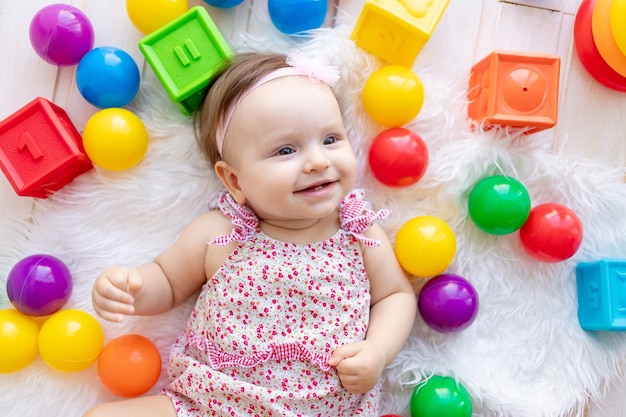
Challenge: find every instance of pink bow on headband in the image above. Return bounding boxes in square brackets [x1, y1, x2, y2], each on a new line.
[285, 51, 341, 86]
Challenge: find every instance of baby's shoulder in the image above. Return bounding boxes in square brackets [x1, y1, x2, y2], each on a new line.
[184, 209, 234, 244]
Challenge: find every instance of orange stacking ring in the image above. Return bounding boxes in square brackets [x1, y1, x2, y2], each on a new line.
[592, 0, 626, 77]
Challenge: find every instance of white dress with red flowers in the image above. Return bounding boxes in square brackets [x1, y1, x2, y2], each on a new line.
[163, 189, 389, 417]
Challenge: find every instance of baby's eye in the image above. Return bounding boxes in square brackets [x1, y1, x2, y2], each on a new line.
[323, 135, 339, 145]
[276, 146, 295, 156]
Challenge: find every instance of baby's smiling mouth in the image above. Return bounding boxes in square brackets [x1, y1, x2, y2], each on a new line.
[298, 181, 334, 192]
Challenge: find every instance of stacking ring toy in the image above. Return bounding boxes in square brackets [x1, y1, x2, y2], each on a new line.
[573, 0, 626, 91]
[592, 0, 626, 77]
[610, 0, 626, 56]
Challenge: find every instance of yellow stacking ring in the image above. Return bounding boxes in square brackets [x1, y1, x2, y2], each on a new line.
[610, 0, 626, 56]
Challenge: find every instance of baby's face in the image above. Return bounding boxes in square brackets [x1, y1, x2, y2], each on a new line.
[223, 76, 357, 225]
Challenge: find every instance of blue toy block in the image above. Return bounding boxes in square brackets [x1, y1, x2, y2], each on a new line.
[138, 6, 234, 115]
[576, 259, 626, 331]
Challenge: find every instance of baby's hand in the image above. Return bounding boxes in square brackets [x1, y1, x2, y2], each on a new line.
[328, 341, 386, 394]
[92, 266, 143, 322]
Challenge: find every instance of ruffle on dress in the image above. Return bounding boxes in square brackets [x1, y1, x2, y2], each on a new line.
[187, 331, 332, 372]
[339, 189, 389, 248]
[208, 189, 389, 247]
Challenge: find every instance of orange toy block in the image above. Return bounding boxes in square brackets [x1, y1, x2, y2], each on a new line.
[0, 97, 92, 198]
[350, 0, 450, 67]
[468, 51, 561, 133]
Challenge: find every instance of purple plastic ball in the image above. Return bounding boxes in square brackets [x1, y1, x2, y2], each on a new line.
[29, 3, 94, 66]
[418, 273, 479, 333]
[6, 254, 73, 317]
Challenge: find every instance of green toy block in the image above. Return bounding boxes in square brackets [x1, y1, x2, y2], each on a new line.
[138, 6, 234, 115]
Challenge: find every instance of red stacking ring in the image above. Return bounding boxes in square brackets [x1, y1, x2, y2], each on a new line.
[573, 0, 626, 91]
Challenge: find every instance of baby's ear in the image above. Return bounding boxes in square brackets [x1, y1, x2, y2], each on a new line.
[214, 161, 246, 205]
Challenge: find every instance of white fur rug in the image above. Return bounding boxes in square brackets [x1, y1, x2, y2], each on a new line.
[2, 7, 626, 417]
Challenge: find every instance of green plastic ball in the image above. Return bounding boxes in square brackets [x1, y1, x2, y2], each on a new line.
[410, 375, 472, 417]
[468, 175, 531, 235]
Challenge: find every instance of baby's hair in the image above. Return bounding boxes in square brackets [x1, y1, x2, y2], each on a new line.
[194, 52, 291, 166]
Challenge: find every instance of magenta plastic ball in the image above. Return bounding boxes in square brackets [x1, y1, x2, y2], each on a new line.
[29, 4, 94, 66]
[6, 254, 73, 317]
[418, 274, 479, 333]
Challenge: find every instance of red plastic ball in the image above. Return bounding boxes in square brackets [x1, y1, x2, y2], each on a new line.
[97, 334, 162, 398]
[519, 203, 583, 262]
[368, 127, 429, 187]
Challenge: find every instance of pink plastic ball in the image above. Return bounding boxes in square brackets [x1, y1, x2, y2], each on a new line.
[29, 4, 94, 66]
[368, 127, 429, 187]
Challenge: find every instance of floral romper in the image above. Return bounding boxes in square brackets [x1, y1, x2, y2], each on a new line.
[163, 189, 389, 416]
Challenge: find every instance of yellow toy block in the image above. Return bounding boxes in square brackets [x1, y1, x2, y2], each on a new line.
[350, 0, 450, 67]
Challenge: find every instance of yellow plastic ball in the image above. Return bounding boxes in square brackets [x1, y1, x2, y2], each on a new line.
[126, 0, 189, 34]
[362, 65, 424, 127]
[83, 108, 149, 171]
[395, 216, 456, 277]
[0, 309, 40, 373]
[38, 309, 104, 373]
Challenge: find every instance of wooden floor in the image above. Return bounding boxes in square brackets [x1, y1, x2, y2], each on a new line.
[1, 0, 625, 415]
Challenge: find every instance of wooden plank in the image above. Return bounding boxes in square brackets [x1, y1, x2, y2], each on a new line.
[554, 45, 626, 167]
[492, 3, 563, 53]
[503, 0, 578, 14]
[419, 1, 485, 72]
[0, 0, 59, 119]
[501, 0, 564, 12]
[0, 0, 61, 251]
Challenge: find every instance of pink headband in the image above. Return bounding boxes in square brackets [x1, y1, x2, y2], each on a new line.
[215, 52, 341, 156]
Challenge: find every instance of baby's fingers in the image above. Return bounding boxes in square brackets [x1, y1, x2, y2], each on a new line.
[92, 290, 135, 322]
[125, 269, 143, 296]
[92, 269, 136, 321]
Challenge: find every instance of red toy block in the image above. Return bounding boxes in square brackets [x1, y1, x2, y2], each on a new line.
[468, 51, 561, 133]
[0, 97, 92, 198]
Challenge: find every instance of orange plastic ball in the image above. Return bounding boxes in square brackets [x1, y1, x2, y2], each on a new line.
[98, 334, 162, 397]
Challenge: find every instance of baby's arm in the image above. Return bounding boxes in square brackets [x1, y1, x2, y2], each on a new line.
[92, 210, 234, 322]
[329, 223, 416, 394]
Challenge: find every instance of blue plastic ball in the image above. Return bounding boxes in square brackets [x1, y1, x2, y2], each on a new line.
[76, 46, 141, 108]
[203, 0, 244, 7]
[268, 0, 327, 34]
